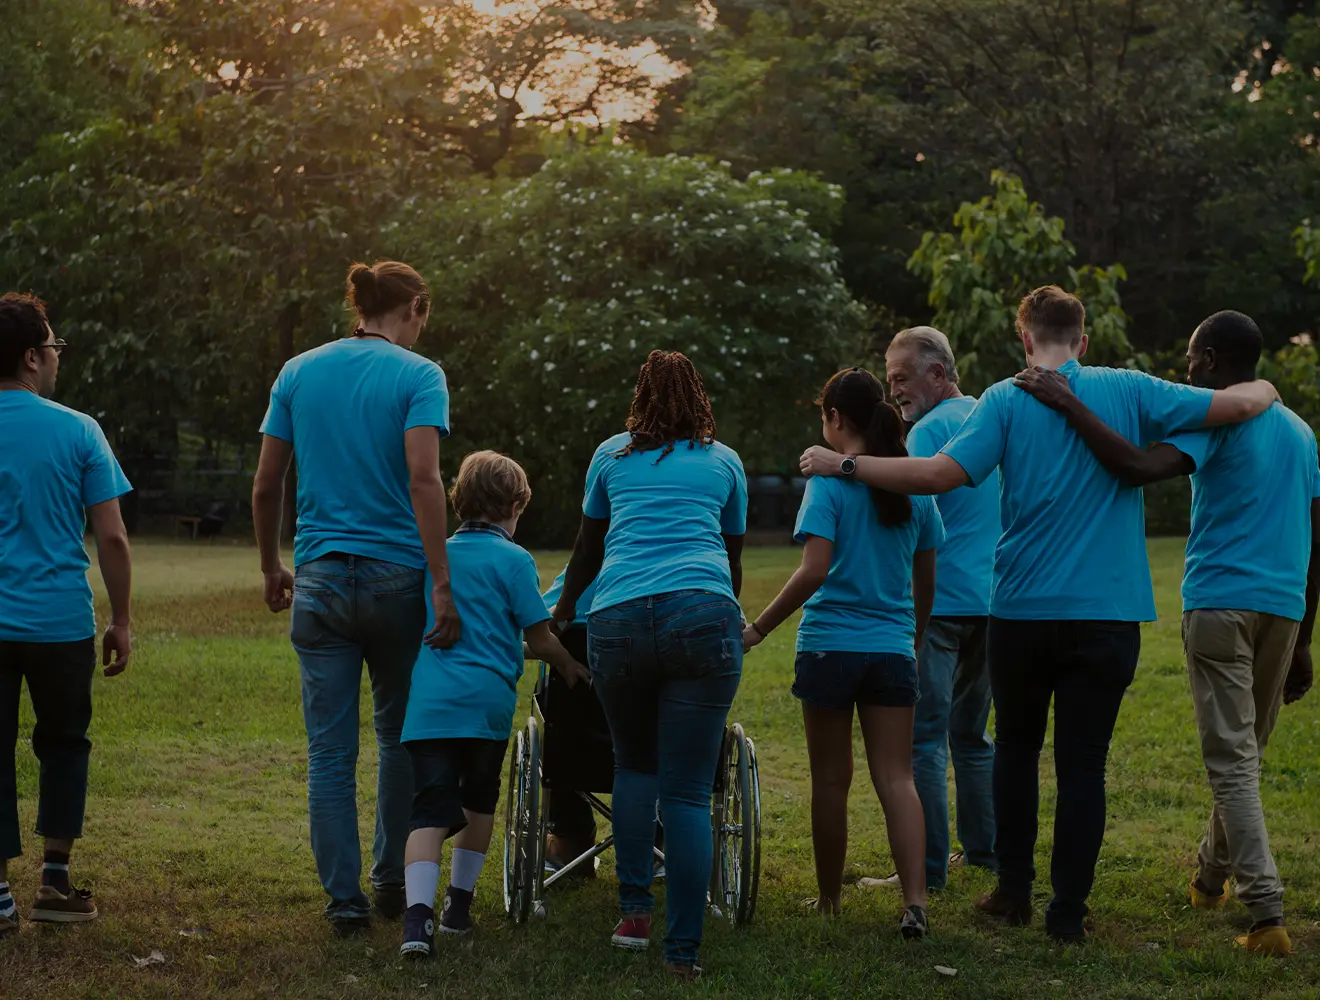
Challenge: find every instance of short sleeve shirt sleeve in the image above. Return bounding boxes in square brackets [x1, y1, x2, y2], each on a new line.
[405, 362, 451, 437]
[81, 419, 132, 507]
[906, 422, 940, 460]
[508, 550, 552, 630]
[916, 496, 945, 551]
[1163, 428, 1218, 471]
[582, 441, 613, 519]
[720, 449, 748, 535]
[259, 365, 294, 441]
[1131, 372, 1214, 445]
[941, 390, 1007, 488]
[794, 476, 840, 544]
[1309, 435, 1320, 499]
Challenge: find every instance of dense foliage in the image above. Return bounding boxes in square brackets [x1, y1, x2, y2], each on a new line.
[2, 0, 1318, 538]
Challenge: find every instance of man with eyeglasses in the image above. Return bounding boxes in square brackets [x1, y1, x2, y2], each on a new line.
[0, 292, 133, 935]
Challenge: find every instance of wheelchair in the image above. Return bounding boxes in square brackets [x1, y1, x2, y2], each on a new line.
[503, 647, 762, 928]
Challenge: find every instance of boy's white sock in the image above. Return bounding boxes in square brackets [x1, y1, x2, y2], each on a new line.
[404, 862, 441, 910]
[0, 881, 14, 917]
[450, 849, 486, 893]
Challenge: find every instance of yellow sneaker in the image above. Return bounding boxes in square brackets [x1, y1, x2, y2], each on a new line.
[1189, 879, 1229, 910]
[1234, 924, 1292, 956]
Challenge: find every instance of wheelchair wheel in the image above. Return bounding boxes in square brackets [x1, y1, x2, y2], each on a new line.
[712, 723, 761, 926]
[503, 717, 542, 924]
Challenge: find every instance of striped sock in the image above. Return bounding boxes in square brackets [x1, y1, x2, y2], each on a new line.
[43, 851, 71, 894]
[0, 881, 14, 918]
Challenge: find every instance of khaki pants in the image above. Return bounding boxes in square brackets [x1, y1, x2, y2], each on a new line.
[1183, 610, 1298, 923]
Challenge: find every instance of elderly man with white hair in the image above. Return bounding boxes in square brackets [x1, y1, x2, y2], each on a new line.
[863, 326, 1000, 894]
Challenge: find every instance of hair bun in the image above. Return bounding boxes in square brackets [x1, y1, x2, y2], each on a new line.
[346, 263, 379, 315]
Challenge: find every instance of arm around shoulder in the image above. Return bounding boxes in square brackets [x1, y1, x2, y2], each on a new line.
[1203, 380, 1278, 428]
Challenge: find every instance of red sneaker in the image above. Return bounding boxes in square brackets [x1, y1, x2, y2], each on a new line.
[610, 914, 651, 951]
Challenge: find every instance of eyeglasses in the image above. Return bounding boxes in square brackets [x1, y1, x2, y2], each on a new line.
[37, 339, 67, 357]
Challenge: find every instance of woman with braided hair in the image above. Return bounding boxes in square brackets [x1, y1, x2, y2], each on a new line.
[553, 350, 747, 980]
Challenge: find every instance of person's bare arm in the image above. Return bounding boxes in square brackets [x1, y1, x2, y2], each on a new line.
[1203, 380, 1278, 427]
[1013, 367, 1194, 487]
[554, 515, 609, 624]
[405, 425, 460, 649]
[525, 620, 590, 688]
[723, 533, 745, 599]
[88, 498, 132, 676]
[799, 448, 968, 495]
[252, 435, 294, 613]
[742, 535, 833, 650]
[912, 547, 935, 654]
[1285, 497, 1320, 705]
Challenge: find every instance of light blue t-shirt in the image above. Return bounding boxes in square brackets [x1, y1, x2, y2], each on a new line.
[542, 567, 596, 626]
[259, 338, 450, 569]
[943, 359, 1214, 621]
[402, 526, 550, 742]
[907, 396, 1000, 617]
[1165, 404, 1320, 621]
[794, 477, 944, 656]
[583, 432, 747, 613]
[0, 392, 132, 642]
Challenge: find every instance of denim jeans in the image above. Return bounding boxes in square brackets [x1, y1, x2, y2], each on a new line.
[291, 555, 425, 917]
[588, 591, 743, 967]
[987, 617, 1140, 935]
[1, 639, 96, 859]
[912, 617, 996, 889]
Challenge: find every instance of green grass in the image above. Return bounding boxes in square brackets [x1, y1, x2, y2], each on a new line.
[5, 539, 1320, 998]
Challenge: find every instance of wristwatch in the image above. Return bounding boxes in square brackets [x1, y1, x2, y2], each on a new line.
[840, 456, 857, 476]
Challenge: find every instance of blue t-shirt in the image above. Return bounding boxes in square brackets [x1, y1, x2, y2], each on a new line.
[542, 567, 596, 626]
[1165, 404, 1320, 621]
[583, 433, 747, 613]
[794, 477, 945, 657]
[907, 396, 1000, 617]
[259, 338, 450, 569]
[0, 392, 132, 642]
[402, 527, 550, 742]
[942, 360, 1214, 621]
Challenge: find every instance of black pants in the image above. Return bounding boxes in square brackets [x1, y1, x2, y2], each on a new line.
[1, 639, 97, 860]
[987, 618, 1140, 934]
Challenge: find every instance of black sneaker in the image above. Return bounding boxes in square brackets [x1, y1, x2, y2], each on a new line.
[439, 886, 474, 936]
[373, 884, 406, 920]
[328, 911, 371, 938]
[900, 904, 929, 940]
[399, 904, 435, 958]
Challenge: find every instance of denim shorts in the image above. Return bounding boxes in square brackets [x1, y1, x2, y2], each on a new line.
[405, 737, 509, 833]
[792, 650, 919, 710]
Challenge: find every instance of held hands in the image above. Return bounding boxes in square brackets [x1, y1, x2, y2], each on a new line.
[1283, 644, 1313, 705]
[1012, 366, 1077, 411]
[800, 446, 845, 478]
[425, 581, 462, 650]
[263, 564, 294, 613]
[741, 624, 764, 653]
[102, 622, 131, 677]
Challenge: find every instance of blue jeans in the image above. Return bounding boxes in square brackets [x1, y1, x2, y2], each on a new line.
[912, 617, 996, 889]
[290, 555, 425, 917]
[588, 591, 743, 968]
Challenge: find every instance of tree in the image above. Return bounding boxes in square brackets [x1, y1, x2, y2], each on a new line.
[393, 143, 865, 541]
[908, 172, 1131, 392]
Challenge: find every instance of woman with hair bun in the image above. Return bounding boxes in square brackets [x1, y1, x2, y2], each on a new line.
[251, 259, 461, 935]
[743, 367, 943, 937]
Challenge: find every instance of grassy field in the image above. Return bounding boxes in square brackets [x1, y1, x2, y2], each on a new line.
[4, 539, 1320, 999]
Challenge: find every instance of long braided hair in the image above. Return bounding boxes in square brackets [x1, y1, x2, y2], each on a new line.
[616, 350, 717, 461]
[819, 367, 911, 526]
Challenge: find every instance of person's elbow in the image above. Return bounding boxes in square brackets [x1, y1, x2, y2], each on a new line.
[408, 467, 444, 497]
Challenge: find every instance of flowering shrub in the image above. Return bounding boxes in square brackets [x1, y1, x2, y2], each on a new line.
[395, 145, 865, 541]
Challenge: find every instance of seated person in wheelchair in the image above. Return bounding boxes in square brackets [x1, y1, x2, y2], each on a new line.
[538, 568, 666, 878]
[399, 452, 588, 958]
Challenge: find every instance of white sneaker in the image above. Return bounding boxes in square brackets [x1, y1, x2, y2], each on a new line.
[857, 873, 902, 890]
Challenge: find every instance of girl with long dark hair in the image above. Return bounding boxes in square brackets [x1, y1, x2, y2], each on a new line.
[743, 367, 943, 936]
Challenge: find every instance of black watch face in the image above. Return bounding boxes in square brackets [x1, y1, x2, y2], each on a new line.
[841, 457, 856, 475]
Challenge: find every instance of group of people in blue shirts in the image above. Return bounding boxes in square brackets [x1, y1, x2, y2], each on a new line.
[2, 264, 1316, 978]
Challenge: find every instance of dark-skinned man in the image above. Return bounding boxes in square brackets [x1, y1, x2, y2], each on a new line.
[1014, 310, 1318, 956]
